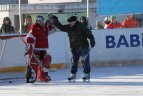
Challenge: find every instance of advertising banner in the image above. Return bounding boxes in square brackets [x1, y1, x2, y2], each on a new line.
[97, 0, 143, 15]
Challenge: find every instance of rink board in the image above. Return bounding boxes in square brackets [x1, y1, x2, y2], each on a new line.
[0, 28, 143, 72]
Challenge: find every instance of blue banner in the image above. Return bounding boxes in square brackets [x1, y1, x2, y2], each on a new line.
[97, 0, 143, 15]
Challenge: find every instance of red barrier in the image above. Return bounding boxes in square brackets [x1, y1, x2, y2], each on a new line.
[0, 33, 27, 39]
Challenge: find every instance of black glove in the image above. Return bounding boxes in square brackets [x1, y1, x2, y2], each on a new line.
[90, 41, 95, 48]
[52, 15, 58, 21]
[48, 14, 58, 22]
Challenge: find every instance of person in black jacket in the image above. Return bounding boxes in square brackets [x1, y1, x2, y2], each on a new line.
[80, 16, 92, 30]
[50, 15, 95, 81]
[0, 17, 15, 34]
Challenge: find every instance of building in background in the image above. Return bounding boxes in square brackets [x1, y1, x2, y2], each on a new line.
[1, 0, 142, 32]
[0, 0, 96, 32]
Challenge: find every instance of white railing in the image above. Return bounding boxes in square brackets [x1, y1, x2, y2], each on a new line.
[0, 3, 96, 12]
[0, 5, 10, 11]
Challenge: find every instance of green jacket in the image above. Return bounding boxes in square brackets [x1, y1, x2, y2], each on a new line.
[54, 21, 95, 51]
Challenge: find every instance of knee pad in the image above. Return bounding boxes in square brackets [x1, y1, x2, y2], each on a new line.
[43, 54, 52, 68]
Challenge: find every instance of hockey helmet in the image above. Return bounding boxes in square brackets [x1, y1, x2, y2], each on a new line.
[36, 15, 45, 22]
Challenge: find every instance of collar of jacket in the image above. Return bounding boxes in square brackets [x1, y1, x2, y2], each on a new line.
[71, 21, 79, 29]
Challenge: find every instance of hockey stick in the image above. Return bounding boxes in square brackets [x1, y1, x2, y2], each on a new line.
[71, 47, 92, 65]
[18, 32, 49, 72]
[0, 77, 24, 84]
[0, 77, 24, 81]
[78, 47, 92, 64]
[0, 40, 7, 64]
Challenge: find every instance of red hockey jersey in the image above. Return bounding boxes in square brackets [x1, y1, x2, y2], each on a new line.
[26, 23, 53, 49]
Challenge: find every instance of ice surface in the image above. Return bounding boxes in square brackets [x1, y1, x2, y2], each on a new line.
[0, 65, 143, 96]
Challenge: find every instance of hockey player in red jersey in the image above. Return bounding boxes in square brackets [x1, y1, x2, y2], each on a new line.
[25, 15, 55, 83]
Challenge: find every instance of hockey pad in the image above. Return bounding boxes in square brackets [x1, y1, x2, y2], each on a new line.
[24, 44, 34, 58]
[28, 67, 37, 83]
[43, 54, 52, 68]
[37, 66, 50, 82]
[28, 59, 39, 83]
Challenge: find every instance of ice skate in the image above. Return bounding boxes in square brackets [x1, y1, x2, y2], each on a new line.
[68, 74, 76, 82]
[82, 74, 90, 82]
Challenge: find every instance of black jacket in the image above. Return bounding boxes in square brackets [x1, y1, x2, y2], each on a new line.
[54, 21, 95, 51]
[0, 24, 15, 34]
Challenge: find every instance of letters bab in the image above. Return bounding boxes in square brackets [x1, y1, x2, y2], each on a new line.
[106, 34, 143, 48]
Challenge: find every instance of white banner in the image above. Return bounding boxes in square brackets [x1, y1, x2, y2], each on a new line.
[28, 0, 82, 4]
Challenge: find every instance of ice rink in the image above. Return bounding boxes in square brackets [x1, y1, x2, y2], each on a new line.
[0, 64, 143, 96]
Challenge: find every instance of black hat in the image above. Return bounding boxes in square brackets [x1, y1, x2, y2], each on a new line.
[67, 16, 77, 22]
[80, 16, 86, 21]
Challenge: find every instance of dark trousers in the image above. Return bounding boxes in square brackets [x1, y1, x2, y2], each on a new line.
[71, 47, 90, 74]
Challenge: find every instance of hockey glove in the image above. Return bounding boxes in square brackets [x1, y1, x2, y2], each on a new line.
[52, 15, 58, 21]
[48, 14, 58, 23]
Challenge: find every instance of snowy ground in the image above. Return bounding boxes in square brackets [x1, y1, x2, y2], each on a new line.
[0, 64, 143, 96]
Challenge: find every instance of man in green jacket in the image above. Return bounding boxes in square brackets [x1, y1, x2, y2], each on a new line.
[50, 15, 95, 81]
